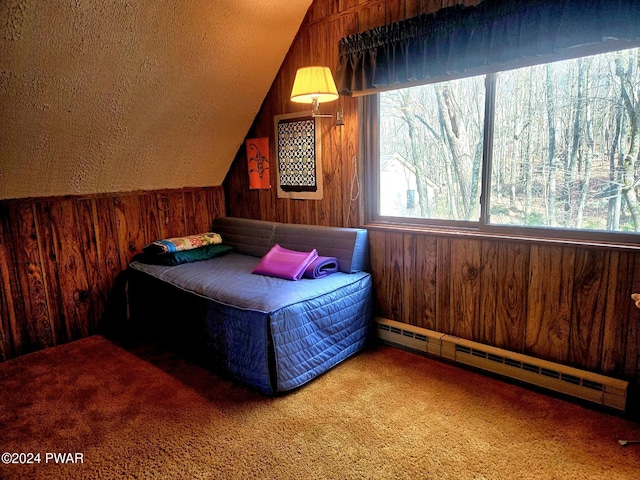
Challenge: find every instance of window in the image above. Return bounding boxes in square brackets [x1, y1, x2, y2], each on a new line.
[374, 46, 640, 238]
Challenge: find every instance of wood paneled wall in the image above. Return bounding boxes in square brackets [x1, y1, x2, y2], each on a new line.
[369, 229, 640, 380]
[224, 0, 640, 386]
[0, 187, 225, 362]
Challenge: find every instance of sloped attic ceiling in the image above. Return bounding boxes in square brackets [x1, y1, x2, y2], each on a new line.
[0, 0, 312, 200]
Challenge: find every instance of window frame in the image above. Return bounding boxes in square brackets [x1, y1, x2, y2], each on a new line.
[364, 42, 640, 246]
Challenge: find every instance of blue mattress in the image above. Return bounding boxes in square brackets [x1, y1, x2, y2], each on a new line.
[128, 253, 373, 393]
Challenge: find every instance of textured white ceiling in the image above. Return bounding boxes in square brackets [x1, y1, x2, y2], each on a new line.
[0, 0, 311, 200]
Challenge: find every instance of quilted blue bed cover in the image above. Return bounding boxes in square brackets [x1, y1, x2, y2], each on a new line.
[128, 252, 373, 393]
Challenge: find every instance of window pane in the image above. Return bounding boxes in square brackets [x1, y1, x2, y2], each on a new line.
[379, 76, 485, 221]
[490, 47, 640, 233]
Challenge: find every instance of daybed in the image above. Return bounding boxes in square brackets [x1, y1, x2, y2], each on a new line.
[127, 217, 373, 394]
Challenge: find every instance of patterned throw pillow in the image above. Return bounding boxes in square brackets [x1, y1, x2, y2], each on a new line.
[143, 232, 222, 255]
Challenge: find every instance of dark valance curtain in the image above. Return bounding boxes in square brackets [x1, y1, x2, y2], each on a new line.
[336, 0, 640, 95]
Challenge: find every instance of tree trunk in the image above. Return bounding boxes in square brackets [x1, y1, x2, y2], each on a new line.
[545, 65, 558, 226]
[607, 104, 623, 230]
[576, 62, 594, 228]
[576, 94, 593, 228]
[566, 58, 585, 224]
[396, 90, 439, 219]
[436, 85, 475, 219]
[524, 69, 534, 217]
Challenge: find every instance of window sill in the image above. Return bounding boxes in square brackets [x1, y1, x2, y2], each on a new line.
[365, 221, 640, 252]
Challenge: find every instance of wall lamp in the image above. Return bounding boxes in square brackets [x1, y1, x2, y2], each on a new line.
[290, 66, 344, 126]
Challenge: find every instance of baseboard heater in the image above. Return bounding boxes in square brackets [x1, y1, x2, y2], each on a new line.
[376, 317, 628, 411]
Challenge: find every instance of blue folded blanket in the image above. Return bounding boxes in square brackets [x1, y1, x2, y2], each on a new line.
[303, 256, 339, 279]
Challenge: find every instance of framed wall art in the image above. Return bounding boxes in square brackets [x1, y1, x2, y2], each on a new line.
[273, 111, 323, 200]
[245, 137, 271, 189]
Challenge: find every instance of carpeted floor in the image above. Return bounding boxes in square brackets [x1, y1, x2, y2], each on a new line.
[1, 335, 639, 479]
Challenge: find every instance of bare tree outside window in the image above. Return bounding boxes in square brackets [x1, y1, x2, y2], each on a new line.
[380, 76, 484, 221]
[378, 47, 640, 235]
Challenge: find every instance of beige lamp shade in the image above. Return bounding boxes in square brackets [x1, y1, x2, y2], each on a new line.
[290, 66, 339, 104]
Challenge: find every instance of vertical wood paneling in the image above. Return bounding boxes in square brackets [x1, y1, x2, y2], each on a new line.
[159, 192, 186, 239]
[338, 7, 361, 39]
[385, 0, 406, 24]
[342, 103, 361, 228]
[8, 203, 53, 351]
[307, 0, 330, 23]
[570, 248, 610, 370]
[0, 186, 225, 362]
[0, 205, 18, 360]
[371, 229, 639, 384]
[405, 0, 421, 19]
[114, 195, 146, 267]
[368, 230, 387, 318]
[184, 189, 213, 234]
[625, 254, 640, 378]
[602, 250, 635, 376]
[403, 234, 417, 326]
[449, 238, 481, 340]
[208, 187, 226, 222]
[36, 200, 92, 341]
[140, 194, 163, 249]
[494, 242, 529, 352]
[324, 109, 344, 226]
[92, 197, 124, 300]
[415, 234, 437, 330]
[359, 2, 386, 31]
[75, 199, 105, 333]
[386, 232, 405, 323]
[339, 0, 369, 12]
[261, 97, 280, 224]
[525, 245, 575, 364]
[479, 240, 498, 345]
[435, 236, 451, 334]
[226, 149, 260, 220]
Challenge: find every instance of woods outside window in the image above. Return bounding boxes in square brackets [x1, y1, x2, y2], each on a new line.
[338, 0, 640, 242]
[370, 45, 640, 241]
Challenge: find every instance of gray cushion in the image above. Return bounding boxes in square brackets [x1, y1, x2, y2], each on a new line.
[273, 223, 369, 273]
[211, 217, 369, 273]
[211, 217, 276, 257]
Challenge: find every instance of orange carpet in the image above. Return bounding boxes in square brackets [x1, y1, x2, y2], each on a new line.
[1, 335, 639, 479]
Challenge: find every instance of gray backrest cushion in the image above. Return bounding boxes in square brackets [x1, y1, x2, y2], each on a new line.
[211, 217, 370, 273]
[211, 217, 276, 257]
[273, 223, 369, 273]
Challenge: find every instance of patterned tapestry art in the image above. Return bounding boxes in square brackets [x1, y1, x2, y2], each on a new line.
[274, 113, 323, 200]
